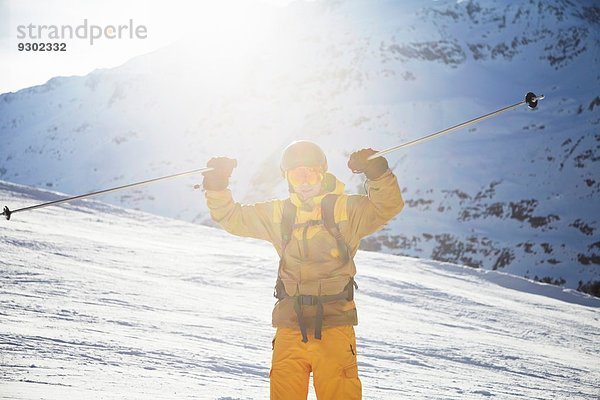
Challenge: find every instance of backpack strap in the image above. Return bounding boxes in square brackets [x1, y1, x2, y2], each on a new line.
[280, 199, 297, 250]
[321, 194, 350, 264]
[273, 199, 296, 300]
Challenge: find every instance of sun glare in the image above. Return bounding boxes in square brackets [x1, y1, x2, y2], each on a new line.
[2, 0, 279, 93]
[172, 1, 277, 61]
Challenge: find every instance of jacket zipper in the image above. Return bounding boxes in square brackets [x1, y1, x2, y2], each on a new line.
[302, 224, 310, 258]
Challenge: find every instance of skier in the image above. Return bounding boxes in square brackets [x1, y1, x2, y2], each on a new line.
[202, 140, 404, 400]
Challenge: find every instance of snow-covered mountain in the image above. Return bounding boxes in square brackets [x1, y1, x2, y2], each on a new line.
[0, 0, 598, 294]
[0, 181, 598, 399]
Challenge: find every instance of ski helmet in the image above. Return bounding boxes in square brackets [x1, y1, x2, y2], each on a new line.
[280, 140, 328, 174]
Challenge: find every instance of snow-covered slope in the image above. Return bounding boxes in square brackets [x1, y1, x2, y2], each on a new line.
[0, 181, 598, 399]
[0, 0, 598, 292]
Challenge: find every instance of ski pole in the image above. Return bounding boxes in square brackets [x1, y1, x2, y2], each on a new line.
[2, 166, 215, 220]
[368, 92, 544, 160]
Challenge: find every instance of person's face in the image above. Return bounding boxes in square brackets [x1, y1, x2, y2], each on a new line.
[286, 166, 324, 201]
[293, 182, 322, 200]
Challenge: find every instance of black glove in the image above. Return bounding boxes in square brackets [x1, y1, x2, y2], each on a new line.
[348, 148, 389, 180]
[202, 157, 237, 190]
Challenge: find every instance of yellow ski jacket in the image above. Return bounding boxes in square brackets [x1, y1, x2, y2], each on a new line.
[204, 170, 404, 330]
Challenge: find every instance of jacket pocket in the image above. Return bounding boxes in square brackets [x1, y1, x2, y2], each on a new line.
[342, 363, 359, 379]
[319, 275, 351, 296]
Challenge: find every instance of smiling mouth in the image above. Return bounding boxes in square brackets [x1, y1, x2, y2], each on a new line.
[295, 188, 313, 198]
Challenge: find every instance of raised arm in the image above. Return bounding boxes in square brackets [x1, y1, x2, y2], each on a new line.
[204, 189, 280, 243]
[202, 157, 280, 243]
[346, 149, 404, 238]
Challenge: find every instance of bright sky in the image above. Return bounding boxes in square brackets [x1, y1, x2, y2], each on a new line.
[0, 0, 299, 93]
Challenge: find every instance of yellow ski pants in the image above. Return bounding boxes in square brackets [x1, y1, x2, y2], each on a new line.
[270, 325, 362, 400]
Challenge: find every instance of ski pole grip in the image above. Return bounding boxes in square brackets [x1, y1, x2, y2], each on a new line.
[525, 92, 544, 109]
[2, 206, 12, 220]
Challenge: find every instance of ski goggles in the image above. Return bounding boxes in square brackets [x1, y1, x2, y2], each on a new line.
[286, 166, 324, 187]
